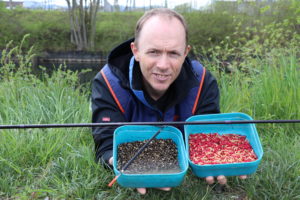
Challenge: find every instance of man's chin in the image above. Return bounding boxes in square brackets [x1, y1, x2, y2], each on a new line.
[147, 82, 171, 99]
[152, 87, 169, 96]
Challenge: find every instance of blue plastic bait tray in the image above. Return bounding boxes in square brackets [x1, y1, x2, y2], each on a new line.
[184, 113, 263, 178]
[113, 125, 188, 188]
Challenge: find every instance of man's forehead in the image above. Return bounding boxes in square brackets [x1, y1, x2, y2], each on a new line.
[143, 15, 182, 29]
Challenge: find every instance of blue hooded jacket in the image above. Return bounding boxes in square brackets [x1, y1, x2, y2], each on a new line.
[91, 39, 220, 165]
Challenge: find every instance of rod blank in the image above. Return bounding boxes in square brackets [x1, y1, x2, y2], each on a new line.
[0, 120, 299, 129]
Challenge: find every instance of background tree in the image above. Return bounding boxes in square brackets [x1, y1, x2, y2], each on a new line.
[65, 0, 100, 51]
[114, 0, 119, 11]
[9, 0, 12, 9]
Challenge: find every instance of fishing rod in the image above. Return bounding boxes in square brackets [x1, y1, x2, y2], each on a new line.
[0, 119, 300, 129]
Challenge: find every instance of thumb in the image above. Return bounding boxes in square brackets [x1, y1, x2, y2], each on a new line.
[109, 157, 113, 166]
[137, 188, 147, 195]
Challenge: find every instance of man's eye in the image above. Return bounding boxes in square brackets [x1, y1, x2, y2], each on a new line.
[169, 52, 180, 57]
[148, 50, 159, 55]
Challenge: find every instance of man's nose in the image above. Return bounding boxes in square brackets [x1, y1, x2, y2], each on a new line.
[156, 54, 170, 70]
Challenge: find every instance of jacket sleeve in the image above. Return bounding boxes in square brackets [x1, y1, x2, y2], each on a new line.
[91, 71, 126, 166]
[194, 70, 220, 115]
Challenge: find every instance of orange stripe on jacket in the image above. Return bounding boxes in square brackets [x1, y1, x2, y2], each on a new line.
[100, 70, 125, 114]
[192, 68, 206, 115]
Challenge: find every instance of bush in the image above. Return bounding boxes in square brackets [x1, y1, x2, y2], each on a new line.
[95, 12, 140, 52]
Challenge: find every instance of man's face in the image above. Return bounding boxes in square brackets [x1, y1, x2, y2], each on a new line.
[131, 16, 190, 100]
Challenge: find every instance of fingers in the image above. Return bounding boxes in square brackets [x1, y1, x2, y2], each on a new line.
[239, 175, 247, 179]
[217, 175, 227, 185]
[136, 187, 171, 195]
[205, 176, 215, 185]
[156, 187, 171, 191]
[206, 175, 247, 185]
[137, 188, 147, 195]
[206, 175, 227, 185]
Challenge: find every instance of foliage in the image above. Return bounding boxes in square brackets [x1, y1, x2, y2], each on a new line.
[0, 35, 90, 125]
[0, 34, 35, 81]
[0, 0, 298, 54]
[0, 1, 5, 11]
[0, 9, 73, 52]
[95, 12, 139, 51]
[174, 3, 193, 13]
[215, 49, 300, 122]
[192, 0, 300, 73]
[185, 11, 236, 51]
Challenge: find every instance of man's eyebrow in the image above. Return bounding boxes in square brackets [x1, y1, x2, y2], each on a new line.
[169, 50, 181, 53]
[147, 47, 160, 50]
[146, 48, 182, 55]
[168, 50, 182, 55]
[146, 48, 161, 52]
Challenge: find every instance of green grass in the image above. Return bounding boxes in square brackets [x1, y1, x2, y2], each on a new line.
[216, 49, 300, 121]
[0, 43, 299, 199]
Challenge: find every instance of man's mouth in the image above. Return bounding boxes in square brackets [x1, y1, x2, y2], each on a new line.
[153, 73, 170, 81]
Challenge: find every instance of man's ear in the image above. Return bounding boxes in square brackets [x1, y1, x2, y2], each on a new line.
[130, 42, 139, 61]
[184, 45, 191, 57]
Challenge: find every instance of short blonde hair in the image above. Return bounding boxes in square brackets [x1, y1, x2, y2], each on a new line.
[134, 8, 188, 47]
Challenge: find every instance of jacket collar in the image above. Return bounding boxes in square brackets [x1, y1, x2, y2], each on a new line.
[129, 56, 157, 111]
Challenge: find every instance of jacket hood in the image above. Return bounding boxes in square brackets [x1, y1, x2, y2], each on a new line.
[107, 38, 134, 88]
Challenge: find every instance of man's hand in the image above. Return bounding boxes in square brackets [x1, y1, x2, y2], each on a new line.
[136, 187, 171, 195]
[205, 175, 247, 185]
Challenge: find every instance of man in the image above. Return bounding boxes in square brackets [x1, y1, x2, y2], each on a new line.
[92, 8, 246, 194]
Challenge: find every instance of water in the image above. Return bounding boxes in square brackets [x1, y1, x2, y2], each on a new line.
[33, 51, 108, 84]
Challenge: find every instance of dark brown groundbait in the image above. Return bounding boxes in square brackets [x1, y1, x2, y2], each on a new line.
[117, 138, 181, 174]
